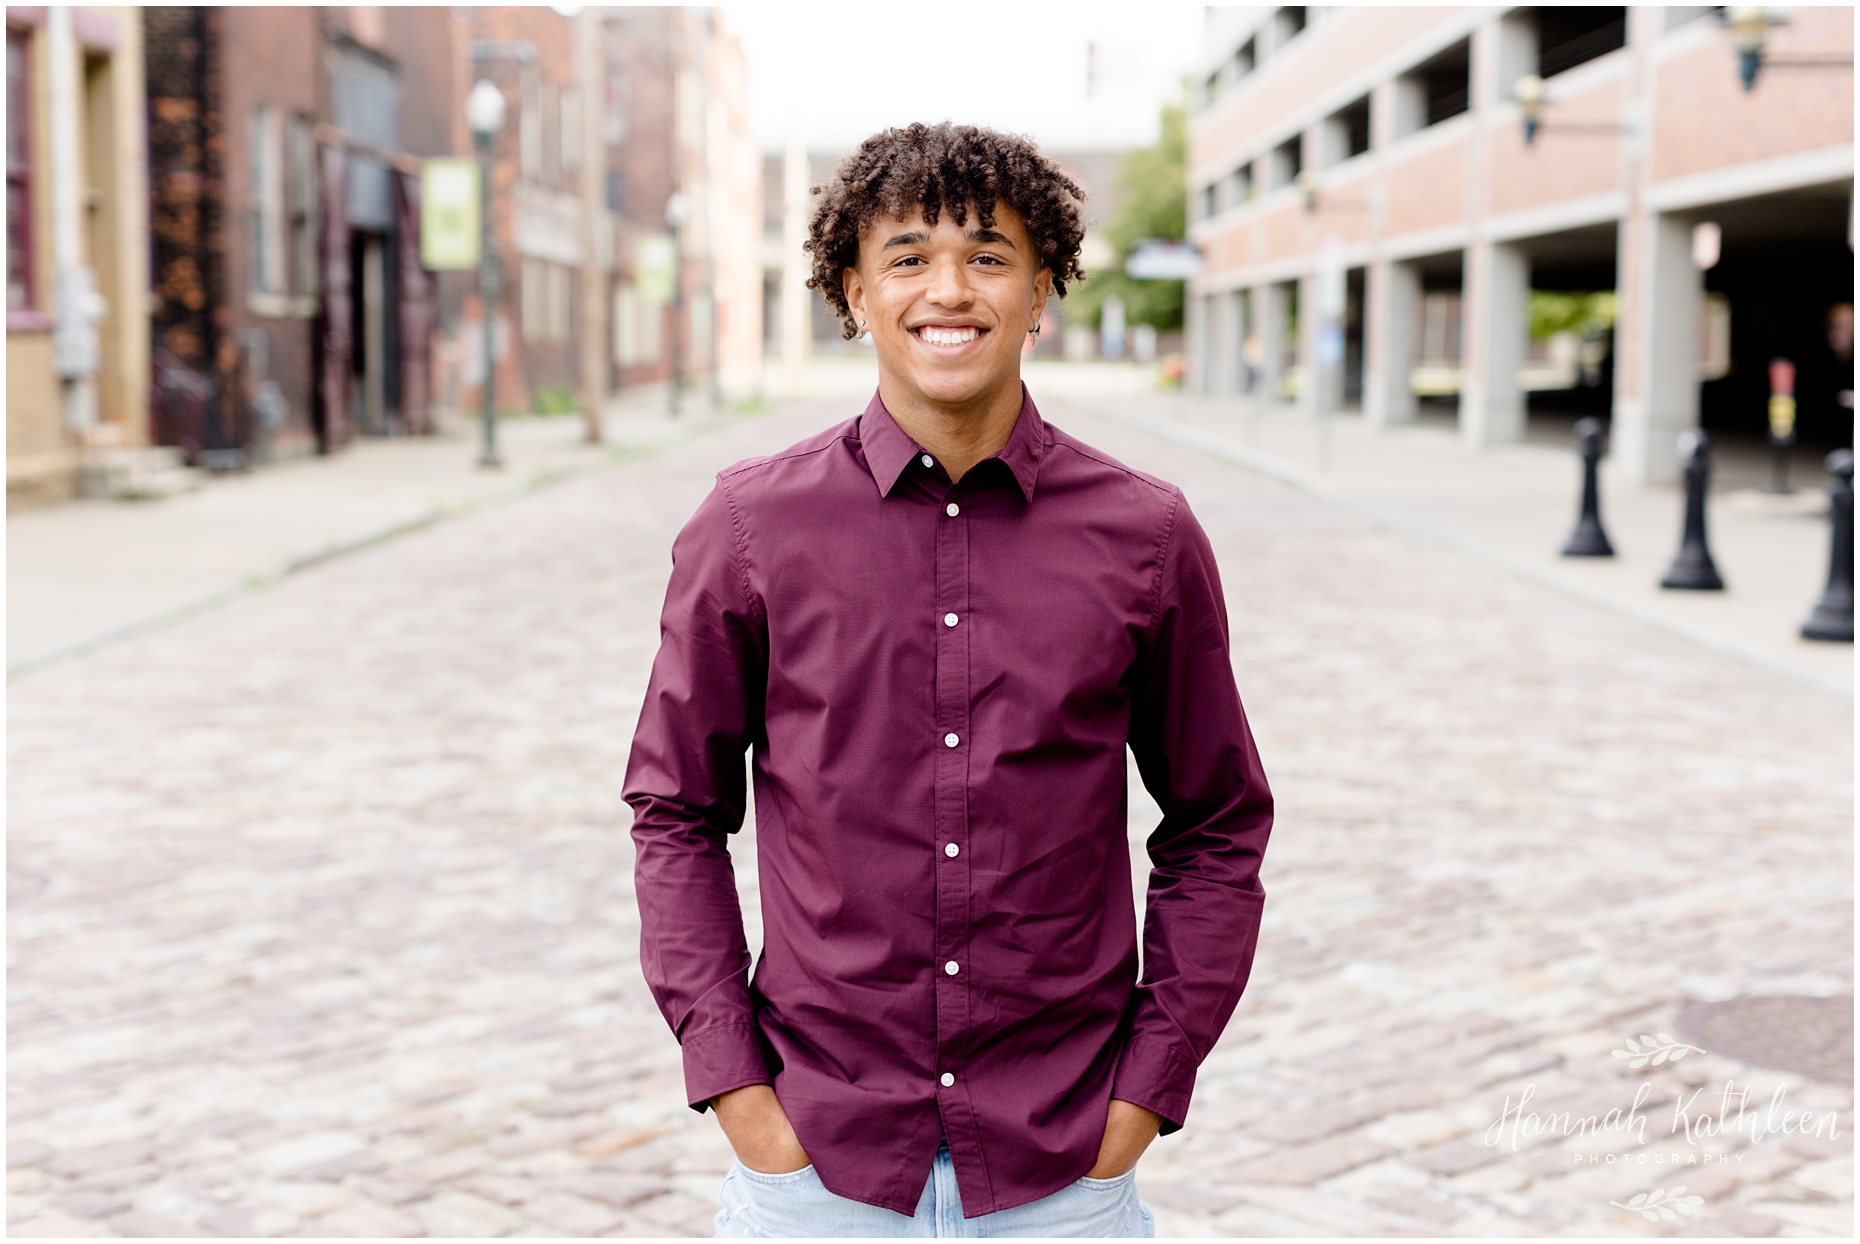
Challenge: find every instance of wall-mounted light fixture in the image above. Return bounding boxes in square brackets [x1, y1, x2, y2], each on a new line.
[1514, 74, 1635, 147]
[1723, 7, 1853, 92]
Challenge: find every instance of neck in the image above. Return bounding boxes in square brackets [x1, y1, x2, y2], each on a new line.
[878, 371, 1025, 482]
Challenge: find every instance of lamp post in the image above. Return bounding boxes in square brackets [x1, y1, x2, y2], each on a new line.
[466, 79, 507, 469]
[664, 190, 691, 417]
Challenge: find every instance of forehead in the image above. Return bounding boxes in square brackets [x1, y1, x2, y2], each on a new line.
[861, 200, 1029, 242]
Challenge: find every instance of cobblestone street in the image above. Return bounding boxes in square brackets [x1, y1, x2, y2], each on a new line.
[8, 393, 1852, 1238]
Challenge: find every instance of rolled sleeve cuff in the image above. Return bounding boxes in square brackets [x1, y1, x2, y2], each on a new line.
[680, 1022, 773, 1113]
[1112, 1034, 1197, 1135]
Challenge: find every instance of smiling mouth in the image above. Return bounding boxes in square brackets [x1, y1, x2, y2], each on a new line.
[913, 325, 984, 347]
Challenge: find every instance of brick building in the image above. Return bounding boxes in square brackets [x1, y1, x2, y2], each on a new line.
[6, 5, 150, 507]
[145, 6, 461, 463]
[1186, 6, 1853, 483]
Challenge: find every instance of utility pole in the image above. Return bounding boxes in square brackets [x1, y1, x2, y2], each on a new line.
[575, 7, 606, 445]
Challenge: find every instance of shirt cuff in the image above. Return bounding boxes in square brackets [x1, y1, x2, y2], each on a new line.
[680, 1022, 774, 1113]
[1111, 1034, 1196, 1135]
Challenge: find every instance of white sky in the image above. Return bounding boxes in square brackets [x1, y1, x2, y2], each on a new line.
[721, 1, 1207, 154]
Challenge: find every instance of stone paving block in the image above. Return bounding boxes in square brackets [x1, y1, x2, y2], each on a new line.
[8, 1142, 55, 1170]
[352, 1177, 436, 1207]
[198, 1204, 299, 1237]
[389, 1147, 493, 1184]
[319, 1199, 425, 1238]
[53, 1191, 130, 1220]
[1366, 1189, 1462, 1224]
[105, 1209, 208, 1237]
[1411, 1136, 1507, 1175]
[463, 1175, 545, 1207]
[416, 1189, 527, 1237]
[64, 1163, 160, 1192]
[1247, 1102, 1374, 1145]
[485, 1121, 605, 1159]
[1226, 1134, 1389, 1185]
[523, 1190, 624, 1234]
[5, 1211, 112, 1237]
[43, 1143, 155, 1180]
[1135, 1180, 1239, 1214]
[554, 1173, 667, 1209]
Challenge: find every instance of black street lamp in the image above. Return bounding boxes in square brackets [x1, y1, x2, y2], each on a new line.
[1514, 74, 1633, 147]
[466, 79, 508, 469]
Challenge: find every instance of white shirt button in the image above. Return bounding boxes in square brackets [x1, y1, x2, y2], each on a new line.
[940, 1072, 955, 1087]
[943, 612, 958, 627]
[944, 843, 959, 857]
[944, 732, 959, 748]
[944, 961, 960, 975]
[945, 502, 960, 517]
[921, 454, 934, 468]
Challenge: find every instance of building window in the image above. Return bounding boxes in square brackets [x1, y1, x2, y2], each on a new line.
[1234, 38, 1256, 80]
[1398, 39, 1471, 135]
[1274, 7, 1307, 44]
[249, 101, 287, 296]
[7, 28, 32, 310]
[1535, 6, 1627, 78]
[1201, 182, 1219, 220]
[1231, 162, 1255, 205]
[1327, 96, 1372, 164]
[287, 117, 317, 298]
[1271, 136, 1302, 190]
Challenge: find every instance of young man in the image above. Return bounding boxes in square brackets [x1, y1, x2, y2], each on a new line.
[625, 122, 1272, 1238]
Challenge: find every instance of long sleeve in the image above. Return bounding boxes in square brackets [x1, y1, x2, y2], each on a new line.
[1115, 495, 1273, 1133]
[623, 478, 774, 1113]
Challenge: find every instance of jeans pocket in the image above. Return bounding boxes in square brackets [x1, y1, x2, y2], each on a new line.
[1075, 1169, 1137, 1192]
[734, 1161, 818, 1187]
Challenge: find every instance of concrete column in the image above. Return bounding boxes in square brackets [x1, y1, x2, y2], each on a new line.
[1460, 239, 1529, 445]
[1186, 291, 1210, 393]
[1296, 272, 1319, 415]
[576, 7, 608, 444]
[1363, 257, 1420, 429]
[1614, 211, 1701, 485]
[1257, 281, 1289, 401]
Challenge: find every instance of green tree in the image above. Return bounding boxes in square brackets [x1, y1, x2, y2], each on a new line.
[1067, 96, 1188, 332]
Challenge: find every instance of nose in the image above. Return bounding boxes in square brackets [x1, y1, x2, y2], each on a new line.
[924, 253, 973, 310]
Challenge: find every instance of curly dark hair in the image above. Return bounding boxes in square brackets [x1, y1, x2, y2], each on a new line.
[805, 122, 1087, 340]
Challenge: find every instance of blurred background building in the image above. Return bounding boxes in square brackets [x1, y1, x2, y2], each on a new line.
[5, 5, 763, 508]
[1185, 5, 1854, 482]
[7, 6, 149, 506]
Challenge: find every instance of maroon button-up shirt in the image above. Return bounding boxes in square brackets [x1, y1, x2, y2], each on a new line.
[624, 389, 1272, 1217]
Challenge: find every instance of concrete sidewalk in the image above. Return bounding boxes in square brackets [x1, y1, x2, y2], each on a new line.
[6, 389, 734, 673]
[1056, 386, 1852, 697]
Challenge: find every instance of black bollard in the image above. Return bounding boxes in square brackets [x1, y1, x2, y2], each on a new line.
[1800, 449, 1854, 643]
[1660, 431, 1725, 591]
[1561, 417, 1615, 557]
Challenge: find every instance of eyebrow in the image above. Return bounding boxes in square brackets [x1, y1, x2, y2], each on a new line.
[880, 228, 1019, 250]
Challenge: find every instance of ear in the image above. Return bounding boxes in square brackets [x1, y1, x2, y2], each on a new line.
[842, 266, 867, 327]
[1029, 267, 1054, 326]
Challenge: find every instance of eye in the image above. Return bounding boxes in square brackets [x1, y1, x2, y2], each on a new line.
[973, 254, 1007, 266]
[891, 255, 926, 268]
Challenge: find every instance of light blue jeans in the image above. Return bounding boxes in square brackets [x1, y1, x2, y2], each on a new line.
[714, 1143, 1155, 1238]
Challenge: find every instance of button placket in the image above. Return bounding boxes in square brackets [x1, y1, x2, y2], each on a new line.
[931, 482, 972, 1118]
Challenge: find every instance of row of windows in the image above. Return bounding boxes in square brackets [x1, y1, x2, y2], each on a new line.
[7, 28, 32, 309]
[1195, 8, 1628, 223]
[1201, 6, 1305, 110]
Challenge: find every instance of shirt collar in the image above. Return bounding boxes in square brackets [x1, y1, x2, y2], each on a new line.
[858, 385, 1048, 502]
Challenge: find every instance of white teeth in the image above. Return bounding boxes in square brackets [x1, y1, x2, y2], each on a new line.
[919, 327, 978, 346]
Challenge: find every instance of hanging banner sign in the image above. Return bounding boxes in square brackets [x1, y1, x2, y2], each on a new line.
[635, 235, 677, 305]
[1125, 240, 1202, 280]
[420, 159, 481, 270]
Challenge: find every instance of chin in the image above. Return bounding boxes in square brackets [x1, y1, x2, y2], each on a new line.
[907, 361, 1015, 407]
